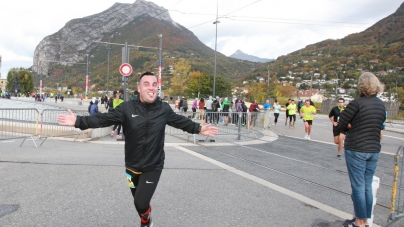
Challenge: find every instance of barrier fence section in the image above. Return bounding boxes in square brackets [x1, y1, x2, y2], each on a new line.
[386, 110, 404, 125]
[165, 111, 273, 143]
[0, 108, 90, 147]
[389, 145, 404, 222]
[39, 109, 90, 146]
[0, 108, 39, 146]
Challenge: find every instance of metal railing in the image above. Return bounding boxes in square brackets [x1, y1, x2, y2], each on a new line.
[166, 110, 274, 143]
[0, 108, 89, 147]
[0, 108, 39, 146]
[388, 145, 404, 222]
[386, 110, 404, 126]
[38, 109, 89, 146]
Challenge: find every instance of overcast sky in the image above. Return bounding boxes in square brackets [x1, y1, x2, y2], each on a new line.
[1, 0, 403, 78]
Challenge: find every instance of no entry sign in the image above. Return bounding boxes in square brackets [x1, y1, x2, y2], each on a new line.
[119, 63, 133, 77]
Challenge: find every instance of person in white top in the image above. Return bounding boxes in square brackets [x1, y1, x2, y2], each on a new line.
[272, 100, 281, 126]
[205, 96, 213, 123]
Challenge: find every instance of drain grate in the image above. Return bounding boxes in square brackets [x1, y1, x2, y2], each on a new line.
[0, 205, 19, 218]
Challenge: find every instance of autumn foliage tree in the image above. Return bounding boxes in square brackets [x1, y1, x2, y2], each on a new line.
[167, 59, 191, 96]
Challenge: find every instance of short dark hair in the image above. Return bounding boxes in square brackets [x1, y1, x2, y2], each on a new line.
[338, 98, 345, 102]
[139, 71, 155, 82]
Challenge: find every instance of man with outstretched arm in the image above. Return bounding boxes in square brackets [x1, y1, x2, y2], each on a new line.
[57, 72, 218, 227]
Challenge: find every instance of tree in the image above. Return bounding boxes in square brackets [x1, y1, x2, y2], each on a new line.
[246, 82, 267, 102]
[185, 71, 211, 97]
[213, 75, 232, 98]
[6, 68, 34, 93]
[168, 59, 191, 96]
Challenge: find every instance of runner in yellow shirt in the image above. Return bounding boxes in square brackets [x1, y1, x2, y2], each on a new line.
[286, 99, 297, 128]
[299, 99, 316, 140]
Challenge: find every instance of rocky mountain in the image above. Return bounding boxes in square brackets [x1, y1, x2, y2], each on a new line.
[33, 0, 176, 74]
[33, 0, 258, 88]
[229, 49, 274, 63]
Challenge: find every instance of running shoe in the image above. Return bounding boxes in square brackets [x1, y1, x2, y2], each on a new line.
[140, 218, 153, 227]
[344, 222, 367, 227]
[307, 135, 311, 140]
[110, 130, 114, 137]
[343, 218, 369, 227]
[337, 155, 342, 160]
[343, 218, 355, 227]
[116, 135, 122, 139]
[304, 134, 308, 139]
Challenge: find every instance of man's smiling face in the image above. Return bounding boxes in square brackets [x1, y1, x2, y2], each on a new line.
[138, 75, 158, 103]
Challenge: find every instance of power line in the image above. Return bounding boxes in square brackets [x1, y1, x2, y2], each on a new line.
[226, 18, 368, 28]
[187, 0, 263, 29]
[222, 0, 262, 16]
[169, 10, 369, 25]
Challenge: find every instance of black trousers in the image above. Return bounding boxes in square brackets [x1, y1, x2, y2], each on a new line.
[274, 113, 280, 123]
[126, 169, 162, 216]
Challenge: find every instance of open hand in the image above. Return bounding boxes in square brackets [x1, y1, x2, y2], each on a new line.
[57, 109, 77, 126]
[200, 123, 219, 137]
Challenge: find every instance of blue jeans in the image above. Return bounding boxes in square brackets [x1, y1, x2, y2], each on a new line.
[345, 149, 380, 219]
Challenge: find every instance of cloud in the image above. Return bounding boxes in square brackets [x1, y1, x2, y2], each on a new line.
[1, 0, 403, 77]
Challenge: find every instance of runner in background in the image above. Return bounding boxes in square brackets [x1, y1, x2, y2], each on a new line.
[272, 100, 281, 126]
[287, 99, 297, 129]
[299, 99, 316, 140]
[285, 99, 291, 126]
[328, 98, 345, 160]
[263, 100, 271, 128]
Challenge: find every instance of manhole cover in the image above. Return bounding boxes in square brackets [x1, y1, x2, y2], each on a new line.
[0, 205, 19, 218]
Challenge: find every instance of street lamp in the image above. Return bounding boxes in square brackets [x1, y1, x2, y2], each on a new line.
[309, 71, 313, 99]
[212, 1, 219, 98]
[331, 70, 338, 97]
[264, 66, 269, 94]
[106, 37, 111, 96]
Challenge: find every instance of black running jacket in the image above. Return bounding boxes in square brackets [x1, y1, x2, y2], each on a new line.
[75, 98, 201, 172]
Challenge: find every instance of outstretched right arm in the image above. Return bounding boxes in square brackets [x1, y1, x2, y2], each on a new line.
[57, 105, 125, 130]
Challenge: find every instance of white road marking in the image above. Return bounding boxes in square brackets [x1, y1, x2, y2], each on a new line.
[176, 146, 381, 227]
[384, 135, 404, 140]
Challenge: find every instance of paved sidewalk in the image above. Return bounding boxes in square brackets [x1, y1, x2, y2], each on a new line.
[1, 139, 351, 227]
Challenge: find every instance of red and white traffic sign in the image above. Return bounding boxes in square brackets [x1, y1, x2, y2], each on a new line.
[119, 63, 133, 77]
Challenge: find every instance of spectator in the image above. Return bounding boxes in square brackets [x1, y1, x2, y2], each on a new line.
[339, 72, 386, 227]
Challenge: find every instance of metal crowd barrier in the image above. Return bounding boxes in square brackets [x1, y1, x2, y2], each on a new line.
[388, 145, 404, 222]
[0, 108, 40, 146]
[0, 108, 89, 147]
[386, 110, 404, 126]
[39, 109, 89, 146]
[165, 111, 275, 143]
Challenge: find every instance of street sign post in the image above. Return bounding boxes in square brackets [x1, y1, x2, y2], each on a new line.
[119, 63, 132, 77]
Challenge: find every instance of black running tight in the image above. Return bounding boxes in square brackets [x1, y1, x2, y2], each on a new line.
[274, 113, 279, 123]
[126, 169, 162, 216]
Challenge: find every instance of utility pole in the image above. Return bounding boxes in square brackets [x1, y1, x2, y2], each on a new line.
[264, 66, 270, 94]
[122, 42, 129, 101]
[107, 38, 111, 96]
[309, 72, 313, 99]
[334, 71, 339, 96]
[158, 34, 162, 98]
[85, 54, 89, 101]
[213, 1, 219, 98]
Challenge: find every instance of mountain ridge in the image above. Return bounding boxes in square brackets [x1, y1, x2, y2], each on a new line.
[229, 49, 274, 63]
